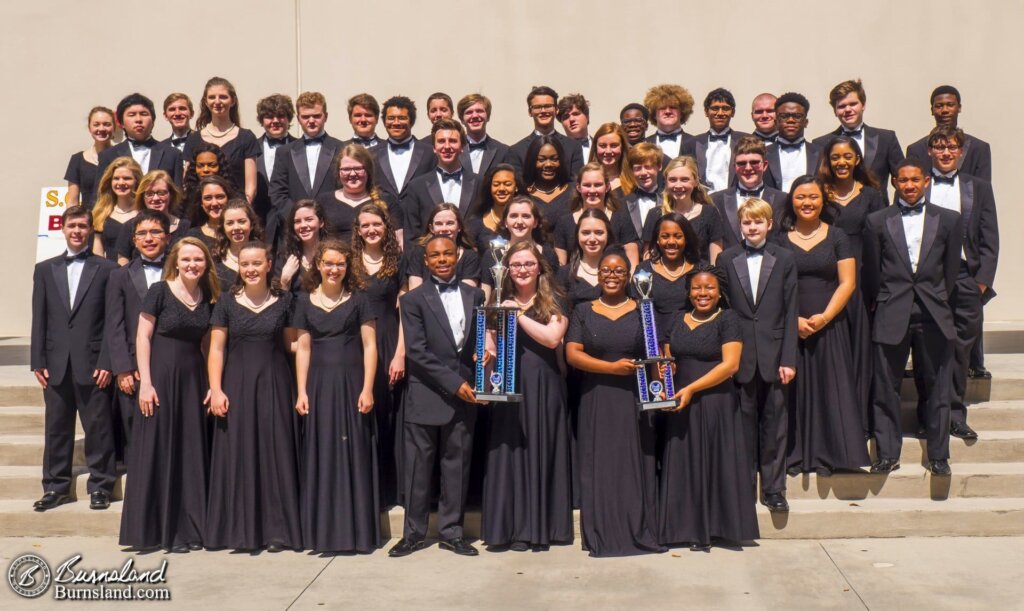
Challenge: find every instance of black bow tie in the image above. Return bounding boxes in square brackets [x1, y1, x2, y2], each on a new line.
[170, 136, 188, 148]
[304, 134, 326, 146]
[657, 131, 681, 142]
[468, 139, 488, 151]
[141, 258, 164, 270]
[432, 277, 459, 293]
[129, 138, 157, 149]
[389, 138, 413, 151]
[708, 131, 731, 143]
[756, 131, 778, 144]
[440, 169, 463, 183]
[932, 172, 957, 185]
[744, 242, 765, 257]
[843, 127, 863, 138]
[898, 202, 924, 216]
[777, 138, 804, 151]
[352, 136, 377, 147]
[65, 250, 89, 264]
[266, 136, 288, 147]
[738, 186, 762, 198]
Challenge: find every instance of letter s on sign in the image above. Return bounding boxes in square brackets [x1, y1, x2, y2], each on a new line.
[46, 190, 61, 207]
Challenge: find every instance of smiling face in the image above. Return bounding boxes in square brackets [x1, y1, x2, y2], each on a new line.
[427, 98, 453, 124]
[122, 104, 154, 141]
[357, 211, 386, 247]
[528, 94, 557, 131]
[657, 220, 686, 262]
[577, 217, 608, 257]
[460, 101, 488, 139]
[621, 109, 648, 143]
[705, 99, 734, 132]
[142, 179, 171, 212]
[504, 202, 537, 240]
[740, 214, 771, 247]
[535, 143, 561, 182]
[111, 167, 137, 199]
[892, 165, 930, 205]
[577, 170, 608, 209]
[655, 105, 681, 132]
[297, 104, 327, 138]
[204, 85, 234, 119]
[292, 206, 321, 243]
[429, 209, 460, 239]
[828, 141, 861, 182]
[338, 155, 368, 194]
[222, 208, 252, 245]
[632, 162, 659, 192]
[133, 219, 168, 259]
[595, 133, 623, 169]
[734, 153, 766, 189]
[751, 96, 777, 133]
[200, 185, 228, 220]
[931, 93, 961, 127]
[928, 137, 963, 174]
[433, 128, 463, 168]
[776, 101, 808, 140]
[689, 272, 720, 314]
[317, 248, 348, 287]
[62, 215, 91, 252]
[833, 92, 864, 130]
[665, 165, 697, 202]
[194, 151, 220, 178]
[560, 105, 588, 139]
[164, 99, 192, 132]
[89, 111, 115, 144]
[349, 104, 378, 138]
[597, 253, 629, 297]
[176, 244, 208, 282]
[490, 170, 517, 206]
[261, 113, 290, 139]
[383, 106, 412, 140]
[424, 237, 457, 281]
[237, 246, 269, 287]
[791, 182, 824, 222]
[508, 248, 540, 291]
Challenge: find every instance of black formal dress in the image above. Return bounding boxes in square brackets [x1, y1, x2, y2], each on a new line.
[464, 215, 499, 250]
[183, 130, 260, 195]
[314, 191, 403, 244]
[64, 152, 99, 209]
[641, 204, 724, 262]
[481, 309, 572, 548]
[119, 282, 212, 549]
[567, 303, 663, 557]
[529, 189, 573, 234]
[779, 228, 871, 473]
[292, 293, 382, 553]
[214, 261, 237, 296]
[660, 309, 759, 547]
[633, 261, 690, 317]
[205, 293, 302, 550]
[182, 226, 218, 251]
[99, 216, 133, 261]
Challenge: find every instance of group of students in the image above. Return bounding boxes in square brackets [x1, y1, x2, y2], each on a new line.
[31, 76, 998, 558]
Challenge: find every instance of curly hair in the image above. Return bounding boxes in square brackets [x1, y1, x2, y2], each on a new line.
[186, 175, 236, 227]
[182, 141, 234, 200]
[214, 199, 264, 260]
[351, 202, 402, 279]
[302, 238, 366, 293]
[643, 84, 695, 125]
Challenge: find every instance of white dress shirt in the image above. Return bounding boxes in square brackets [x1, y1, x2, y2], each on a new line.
[744, 241, 765, 304]
[303, 136, 323, 187]
[705, 129, 732, 192]
[655, 130, 683, 159]
[578, 136, 592, 164]
[466, 135, 487, 174]
[262, 138, 284, 178]
[66, 249, 87, 308]
[128, 140, 152, 173]
[636, 189, 659, 228]
[388, 138, 415, 189]
[898, 198, 926, 274]
[777, 139, 807, 193]
[929, 172, 966, 259]
[438, 167, 463, 205]
[433, 277, 466, 349]
[140, 257, 163, 287]
[843, 123, 866, 159]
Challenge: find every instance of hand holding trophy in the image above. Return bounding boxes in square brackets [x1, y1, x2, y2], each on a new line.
[632, 268, 678, 410]
[474, 236, 522, 402]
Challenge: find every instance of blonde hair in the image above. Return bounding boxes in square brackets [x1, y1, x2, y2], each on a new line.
[134, 170, 183, 212]
[737, 198, 774, 223]
[164, 236, 220, 302]
[660, 156, 712, 214]
[93, 157, 142, 231]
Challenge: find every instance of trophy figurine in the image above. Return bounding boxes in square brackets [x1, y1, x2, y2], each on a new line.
[632, 268, 678, 410]
[474, 236, 522, 402]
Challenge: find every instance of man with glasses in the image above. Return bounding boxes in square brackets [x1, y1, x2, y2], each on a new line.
[374, 95, 437, 200]
[712, 136, 787, 249]
[682, 88, 749, 193]
[619, 103, 650, 146]
[750, 93, 778, 145]
[765, 92, 822, 193]
[509, 85, 584, 177]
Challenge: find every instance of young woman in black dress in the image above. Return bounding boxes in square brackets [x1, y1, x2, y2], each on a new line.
[120, 236, 219, 553]
[634, 212, 701, 319]
[351, 203, 407, 507]
[818, 136, 886, 431]
[588, 122, 631, 194]
[275, 199, 329, 294]
[183, 77, 259, 202]
[642, 156, 724, 263]
[405, 203, 481, 289]
[553, 162, 619, 265]
[206, 241, 301, 552]
[565, 248, 664, 557]
[64, 106, 115, 209]
[778, 176, 870, 475]
[481, 196, 560, 302]
[293, 239, 381, 554]
[214, 199, 263, 292]
[660, 264, 758, 551]
[182, 142, 233, 209]
[184, 175, 235, 250]
[91, 157, 142, 261]
[116, 170, 191, 265]
[523, 136, 573, 232]
[481, 240, 572, 552]
[465, 163, 525, 247]
[316, 144, 403, 245]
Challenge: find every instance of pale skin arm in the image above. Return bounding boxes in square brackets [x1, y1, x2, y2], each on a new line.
[207, 327, 229, 416]
[244, 158, 257, 203]
[670, 341, 741, 410]
[293, 330, 311, 415]
[359, 321, 378, 413]
[65, 184, 81, 206]
[802, 258, 856, 338]
[709, 240, 723, 265]
[555, 247, 569, 267]
[407, 276, 422, 290]
[135, 313, 158, 417]
[92, 234, 105, 259]
[624, 242, 640, 269]
[284, 327, 299, 353]
[504, 307, 567, 350]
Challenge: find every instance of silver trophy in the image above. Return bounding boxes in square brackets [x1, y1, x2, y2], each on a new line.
[632, 268, 678, 410]
[474, 236, 522, 402]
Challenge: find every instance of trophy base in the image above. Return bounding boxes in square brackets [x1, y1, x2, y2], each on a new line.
[477, 393, 523, 403]
[638, 399, 678, 411]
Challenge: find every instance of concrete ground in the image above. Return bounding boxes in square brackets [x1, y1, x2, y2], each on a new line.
[1, 537, 1022, 610]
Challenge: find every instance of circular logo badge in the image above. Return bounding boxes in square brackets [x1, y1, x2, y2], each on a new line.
[489, 371, 504, 388]
[649, 380, 664, 396]
[8, 554, 51, 599]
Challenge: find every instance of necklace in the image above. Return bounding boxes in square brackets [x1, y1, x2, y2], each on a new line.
[204, 124, 237, 138]
[579, 261, 598, 277]
[794, 222, 823, 240]
[315, 288, 348, 312]
[659, 260, 687, 279]
[531, 183, 558, 195]
[487, 209, 501, 226]
[689, 308, 722, 324]
[598, 297, 629, 310]
[174, 282, 201, 308]
[514, 294, 536, 311]
[240, 289, 271, 310]
[362, 251, 384, 265]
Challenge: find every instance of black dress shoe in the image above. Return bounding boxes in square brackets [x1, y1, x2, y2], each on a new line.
[928, 459, 952, 476]
[266, 542, 286, 553]
[164, 544, 190, 553]
[870, 458, 900, 473]
[968, 367, 992, 380]
[509, 541, 529, 552]
[950, 422, 979, 440]
[33, 492, 71, 512]
[763, 492, 789, 513]
[188, 542, 203, 551]
[90, 491, 110, 510]
[439, 538, 479, 556]
[388, 538, 426, 557]
[689, 543, 711, 552]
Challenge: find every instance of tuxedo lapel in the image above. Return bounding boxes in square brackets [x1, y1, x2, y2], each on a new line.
[627, 196, 643, 236]
[885, 210, 914, 275]
[918, 205, 941, 273]
[426, 174, 444, 206]
[71, 259, 99, 316]
[957, 138, 971, 171]
[149, 146, 165, 172]
[864, 126, 879, 167]
[695, 137, 708, 181]
[724, 191, 742, 243]
[291, 146, 312, 194]
[128, 260, 148, 301]
[731, 251, 755, 307]
[311, 141, 337, 194]
[755, 249, 777, 304]
[459, 175, 477, 215]
[481, 145, 497, 175]
[421, 285, 457, 348]
[50, 259, 71, 315]
[459, 284, 476, 349]
[377, 149, 398, 192]
[960, 178, 975, 230]
[404, 145, 429, 191]
[766, 146, 782, 186]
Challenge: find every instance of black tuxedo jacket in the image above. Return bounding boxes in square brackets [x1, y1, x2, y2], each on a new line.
[610, 189, 662, 245]
[813, 124, 904, 194]
[925, 174, 999, 291]
[764, 140, 823, 191]
[400, 283, 484, 426]
[508, 131, 584, 178]
[96, 141, 182, 202]
[253, 133, 297, 224]
[681, 130, 751, 190]
[401, 169, 479, 240]
[712, 186, 788, 250]
[862, 203, 963, 344]
[340, 134, 383, 150]
[104, 259, 152, 376]
[31, 254, 117, 385]
[907, 132, 992, 182]
[374, 139, 437, 200]
[721, 242, 799, 384]
[459, 136, 510, 177]
[268, 134, 344, 215]
[645, 131, 695, 158]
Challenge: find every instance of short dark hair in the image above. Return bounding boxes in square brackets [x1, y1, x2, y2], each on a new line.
[927, 125, 966, 148]
[703, 88, 736, 110]
[526, 85, 559, 107]
[895, 158, 930, 177]
[431, 118, 465, 143]
[557, 93, 590, 120]
[134, 209, 171, 233]
[256, 94, 295, 123]
[775, 92, 810, 112]
[116, 93, 155, 123]
[347, 93, 380, 117]
[382, 96, 417, 126]
[426, 92, 453, 111]
[62, 205, 91, 226]
[619, 103, 649, 121]
[930, 85, 961, 104]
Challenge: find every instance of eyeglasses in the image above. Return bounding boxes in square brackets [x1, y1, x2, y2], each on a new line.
[599, 267, 628, 277]
[509, 261, 538, 271]
[929, 143, 961, 152]
[530, 104, 556, 111]
[621, 118, 646, 125]
[143, 190, 170, 199]
[134, 229, 166, 238]
[707, 104, 733, 113]
[735, 160, 762, 167]
[777, 112, 806, 121]
[339, 167, 366, 175]
[384, 116, 410, 124]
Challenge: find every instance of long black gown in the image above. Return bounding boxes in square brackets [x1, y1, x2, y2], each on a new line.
[566, 302, 664, 557]
[292, 292, 382, 553]
[205, 292, 302, 550]
[119, 282, 212, 549]
[779, 227, 871, 473]
[64, 152, 99, 210]
[660, 309, 759, 547]
[481, 309, 572, 548]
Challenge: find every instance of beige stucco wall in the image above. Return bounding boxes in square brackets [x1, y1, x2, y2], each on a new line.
[1, 0, 1020, 335]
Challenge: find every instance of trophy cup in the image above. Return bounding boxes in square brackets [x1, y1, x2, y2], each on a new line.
[632, 268, 678, 410]
[474, 236, 522, 402]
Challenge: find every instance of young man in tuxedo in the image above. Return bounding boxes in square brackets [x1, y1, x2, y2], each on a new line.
[610, 142, 663, 267]
[253, 94, 295, 235]
[814, 79, 904, 202]
[682, 88, 750, 193]
[31, 206, 118, 511]
[863, 159, 962, 476]
[721, 198, 798, 512]
[750, 93, 778, 145]
[712, 136, 787, 249]
[425, 92, 454, 125]
[643, 83, 696, 159]
[268, 91, 341, 246]
[162, 93, 194, 152]
[557, 93, 592, 164]
[509, 86, 584, 177]
[96, 93, 182, 196]
[104, 209, 169, 463]
[619, 103, 650, 146]
[765, 92, 822, 193]
[907, 85, 992, 182]
[343, 93, 383, 149]
[374, 96, 436, 201]
[390, 235, 485, 558]
[925, 126, 999, 440]
[457, 93, 509, 176]
[402, 119, 478, 239]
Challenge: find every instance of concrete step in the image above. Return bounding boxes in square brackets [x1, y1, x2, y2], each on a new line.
[0, 466, 124, 500]
[893, 431, 1024, 464]
[785, 463, 1024, 501]
[0, 434, 84, 466]
[0, 405, 85, 434]
[901, 400, 1024, 432]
